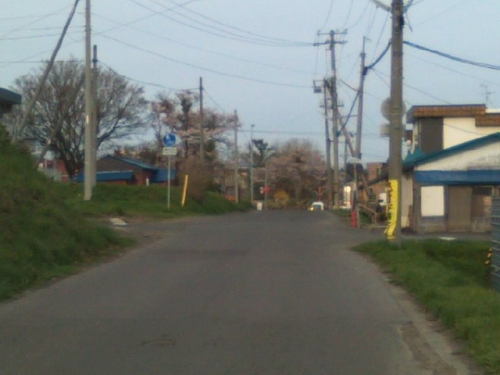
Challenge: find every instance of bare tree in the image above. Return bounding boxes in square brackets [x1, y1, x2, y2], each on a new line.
[269, 139, 325, 201]
[5, 60, 148, 177]
[150, 90, 234, 160]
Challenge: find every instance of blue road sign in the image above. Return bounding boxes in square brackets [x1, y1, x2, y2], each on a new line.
[163, 133, 176, 147]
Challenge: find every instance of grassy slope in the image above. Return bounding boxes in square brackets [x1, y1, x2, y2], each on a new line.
[0, 126, 250, 301]
[0, 129, 130, 300]
[354, 239, 500, 374]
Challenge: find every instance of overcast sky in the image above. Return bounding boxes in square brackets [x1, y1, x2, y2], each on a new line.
[1, 0, 499, 162]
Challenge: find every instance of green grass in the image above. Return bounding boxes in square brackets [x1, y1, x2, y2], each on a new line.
[0, 125, 249, 300]
[354, 239, 500, 374]
[63, 183, 251, 218]
[0, 134, 130, 300]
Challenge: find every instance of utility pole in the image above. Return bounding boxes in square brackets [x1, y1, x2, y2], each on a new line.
[199, 77, 205, 161]
[313, 79, 333, 209]
[314, 30, 346, 209]
[328, 30, 346, 209]
[234, 110, 239, 203]
[90, 44, 98, 188]
[355, 37, 367, 159]
[250, 124, 255, 203]
[84, 0, 93, 200]
[388, 0, 405, 246]
[322, 81, 333, 209]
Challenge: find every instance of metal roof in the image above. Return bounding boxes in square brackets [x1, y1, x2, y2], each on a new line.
[403, 132, 500, 170]
[101, 155, 160, 171]
[75, 170, 135, 182]
[0, 88, 22, 105]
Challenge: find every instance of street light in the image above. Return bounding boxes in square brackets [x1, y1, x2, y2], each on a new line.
[347, 157, 363, 228]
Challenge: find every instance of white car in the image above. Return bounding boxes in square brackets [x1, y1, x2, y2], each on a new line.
[309, 201, 325, 211]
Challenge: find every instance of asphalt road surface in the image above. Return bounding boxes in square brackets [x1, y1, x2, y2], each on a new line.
[0, 211, 475, 374]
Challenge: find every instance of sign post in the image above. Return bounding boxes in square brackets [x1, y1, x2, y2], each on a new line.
[162, 133, 177, 210]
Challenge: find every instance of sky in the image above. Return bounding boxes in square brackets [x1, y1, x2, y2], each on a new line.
[1, 0, 500, 163]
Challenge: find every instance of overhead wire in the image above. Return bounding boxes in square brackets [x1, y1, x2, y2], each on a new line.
[96, 0, 201, 35]
[161, 0, 312, 46]
[320, 0, 336, 30]
[93, 13, 313, 76]
[0, 4, 72, 39]
[99, 34, 311, 89]
[99, 61, 187, 92]
[131, 0, 312, 47]
[202, 89, 227, 113]
[372, 68, 452, 104]
[404, 41, 500, 71]
[407, 52, 500, 88]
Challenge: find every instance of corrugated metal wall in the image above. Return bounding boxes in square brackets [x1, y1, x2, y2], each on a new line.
[492, 197, 500, 292]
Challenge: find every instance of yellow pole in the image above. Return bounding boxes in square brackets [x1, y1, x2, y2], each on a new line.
[384, 179, 398, 240]
[181, 174, 189, 207]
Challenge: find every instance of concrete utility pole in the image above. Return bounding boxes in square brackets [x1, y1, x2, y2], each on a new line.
[250, 124, 255, 203]
[355, 38, 367, 159]
[389, 0, 405, 246]
[199, 77, 205, 161]
[90, 44, 98, 188]
[327, 30, 346, 209]
[314, 31, 346, 209]
[233, 110, 239, 203]
[322, 81, 333, 209]
[84, 0, 93, 200]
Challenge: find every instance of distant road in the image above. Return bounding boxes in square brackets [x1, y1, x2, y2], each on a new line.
[0, 211, 458, 374]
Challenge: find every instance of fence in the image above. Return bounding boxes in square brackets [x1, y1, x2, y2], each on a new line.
[492, 197, 500, 292]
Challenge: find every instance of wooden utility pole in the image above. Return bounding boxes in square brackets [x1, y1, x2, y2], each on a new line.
[84, 0, 93, 200]
[388, 0, 404, 246]
[199, 77, 205, 161]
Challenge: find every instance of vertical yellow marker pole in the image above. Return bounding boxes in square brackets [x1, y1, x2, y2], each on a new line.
[385, 179, 398, 240]
[181, 174, 189, 207]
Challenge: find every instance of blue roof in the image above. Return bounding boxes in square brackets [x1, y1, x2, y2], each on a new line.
[101, 155, 160, 171]
[152, 169, 177, 183]
[403, 132, 500, 170]
[0, 87, 22, 105]
[75, 170, 135, 182]
[416, 170, 500, 185]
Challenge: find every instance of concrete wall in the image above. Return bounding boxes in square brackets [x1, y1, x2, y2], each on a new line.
[443, 117, 500, 149]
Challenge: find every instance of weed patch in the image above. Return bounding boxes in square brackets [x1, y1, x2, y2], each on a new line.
[354, 239, 500, 374]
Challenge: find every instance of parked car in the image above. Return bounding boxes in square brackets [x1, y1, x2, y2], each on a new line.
[309, 201, 325, 211]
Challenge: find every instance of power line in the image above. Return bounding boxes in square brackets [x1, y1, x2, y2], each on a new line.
[239, 129, 324, 136]
[0, 4, 72, 39]
[372, 68, 451, 104]
[92, 13, 313, 76]
[0, 30, 82, 41]
[320, 0, 335, 30]
[404, 40, 500, 71]
[365, 40, 391, 71]
[131, 0, 313, 47]
[202, 89, 227, 113]
[407, 51, 500, 88]
[99, 34, 311, 89]
[161, 0, 312, 47]
[99, 61, 188, 92]
[0, 39, 82, 70]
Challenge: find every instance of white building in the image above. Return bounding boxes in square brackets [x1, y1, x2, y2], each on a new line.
[402, 105, 500, 233]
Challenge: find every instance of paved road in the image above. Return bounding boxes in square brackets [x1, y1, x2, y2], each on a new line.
[0, 211, 466, 374]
